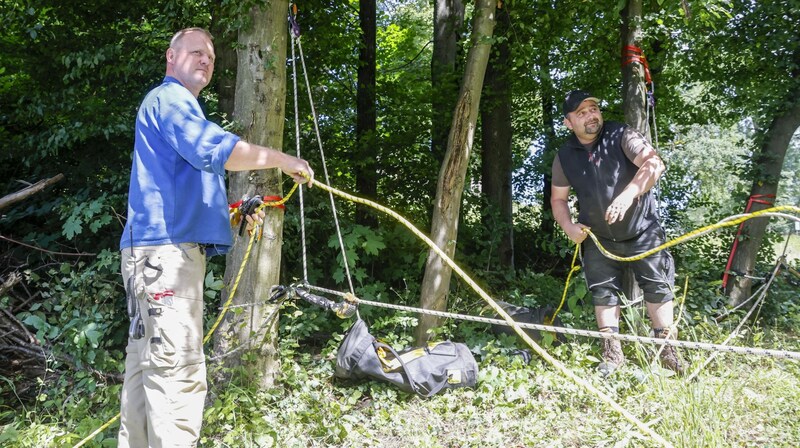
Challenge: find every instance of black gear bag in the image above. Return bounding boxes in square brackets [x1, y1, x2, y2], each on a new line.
[334, 319, 478, 397]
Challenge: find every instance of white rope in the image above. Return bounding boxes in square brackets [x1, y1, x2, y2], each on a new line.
[686, 258, 785, 380]
[302, 284, 800, 361]
[289, 16, 309, 284]
[714, 280, 769, 322]
[292, 26, 356, 297]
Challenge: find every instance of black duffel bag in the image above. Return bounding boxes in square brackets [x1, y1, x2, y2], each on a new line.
[334, 319, 478, 397]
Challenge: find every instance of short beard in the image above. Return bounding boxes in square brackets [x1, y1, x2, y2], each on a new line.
[584, 120, 601, 135]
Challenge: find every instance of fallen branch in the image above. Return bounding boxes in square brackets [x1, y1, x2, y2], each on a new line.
[0, 306, 124, 401]
[0, 173, 65, 212]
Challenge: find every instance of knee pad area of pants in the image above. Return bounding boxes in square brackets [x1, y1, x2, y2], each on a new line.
[591, 289, 620, 306]
[642, 291, 674, 304]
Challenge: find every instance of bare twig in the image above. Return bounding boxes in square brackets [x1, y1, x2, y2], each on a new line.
[0, 235, 96, 257]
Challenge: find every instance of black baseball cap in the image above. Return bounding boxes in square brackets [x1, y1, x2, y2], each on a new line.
[562, 90, 600, 116]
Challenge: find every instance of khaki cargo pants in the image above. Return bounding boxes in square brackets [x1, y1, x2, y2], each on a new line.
[118, 243, 207, 448]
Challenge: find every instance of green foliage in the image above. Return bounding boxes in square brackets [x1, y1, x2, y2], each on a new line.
[22, 322, 792, 447]
[1, 1, 799, 446]
[204, 269, 225, 300]
[17, 256, 124, 373]
[326, 224, 386, 285]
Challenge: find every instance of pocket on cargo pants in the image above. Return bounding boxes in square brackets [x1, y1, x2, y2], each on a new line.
[136, 243, 206, 368]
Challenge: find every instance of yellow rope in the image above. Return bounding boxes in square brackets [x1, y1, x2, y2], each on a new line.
[546, 242, 581, 325]
[309, 178, 673, 448]
[72, 414, 120, 448]
[545, 205, 800, 325]
[205, 186, 299, 343]
[585, 205, 800, 262]
[206, 183, 303, 343]
[77, 181, 796, 447]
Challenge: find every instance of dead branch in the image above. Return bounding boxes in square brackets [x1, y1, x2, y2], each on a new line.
[0, 304, 123, 403]
[0, 235, 96, 257]
[0, 173, 65, 212]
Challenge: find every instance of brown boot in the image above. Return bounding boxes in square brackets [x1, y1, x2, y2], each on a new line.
[654, 328, 686, 375]
[598, 329, 625, 376]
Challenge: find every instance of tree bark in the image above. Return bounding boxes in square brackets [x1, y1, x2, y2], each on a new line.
[728, 99, 800, 305]
[620, 0, 647, 306]
[355, 0, 378, 227]
[431, 0, 465, 165]
[621, 0, 650, 140]
[540, 48, 557, 238]
[214, 0, 289, 388]
[480, 2, 513, 270]
[210, 2, 238, 118]
[415, 0, 496, 344]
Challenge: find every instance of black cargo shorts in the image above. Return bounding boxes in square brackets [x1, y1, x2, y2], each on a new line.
[581, 222, 675, 306]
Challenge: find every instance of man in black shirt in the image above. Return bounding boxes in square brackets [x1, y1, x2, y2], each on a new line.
[550, 90, 684, 375]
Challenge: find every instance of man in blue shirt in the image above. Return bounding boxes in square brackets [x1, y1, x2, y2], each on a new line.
[118, 27, 313, 447]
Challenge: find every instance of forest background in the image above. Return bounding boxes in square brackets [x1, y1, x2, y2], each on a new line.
[1, 0, 799, 447]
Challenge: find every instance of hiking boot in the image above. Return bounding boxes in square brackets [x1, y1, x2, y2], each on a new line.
[598, 337, 625, 376]
[654, 328, 686, 375]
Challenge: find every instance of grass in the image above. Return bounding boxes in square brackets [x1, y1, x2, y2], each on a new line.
[3, 317, 799, 447]
[193, 342, 799, 448]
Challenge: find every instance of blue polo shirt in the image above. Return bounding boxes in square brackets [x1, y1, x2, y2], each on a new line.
[120, 76, 240, 256]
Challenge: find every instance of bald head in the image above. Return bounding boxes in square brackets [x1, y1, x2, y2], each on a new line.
[170, 27, 214, 49]
[165, 28, 216, 97]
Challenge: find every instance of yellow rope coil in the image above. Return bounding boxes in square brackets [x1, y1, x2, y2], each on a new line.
[585, 205, 800, 262]
[545, 205, 800, 325]
[545, 245, 580, 326]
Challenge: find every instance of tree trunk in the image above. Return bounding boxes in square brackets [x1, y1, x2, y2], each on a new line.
[355, 0, 378, 227]
[621, 1, 651, 140]
[431, 0, 465, 165]
[728, 99, 800, 305]
[210, 3, 238, 118]
[480, 2, 513, 270]
[214, 0, 289, 388]
[540, 50, 557, 237]
[415, 0, 496, 344]
[620, 0, 647, 306]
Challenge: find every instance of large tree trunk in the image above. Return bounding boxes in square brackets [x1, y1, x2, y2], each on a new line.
[431, 0, 465, 165]
[620, 0, 647, 306]
[728, 99, 800, 305]
[355, 0, 378, 227]
[415, 0, 496, 344]
[214, 0, 289, 388]
[480, 1, 513, 270]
